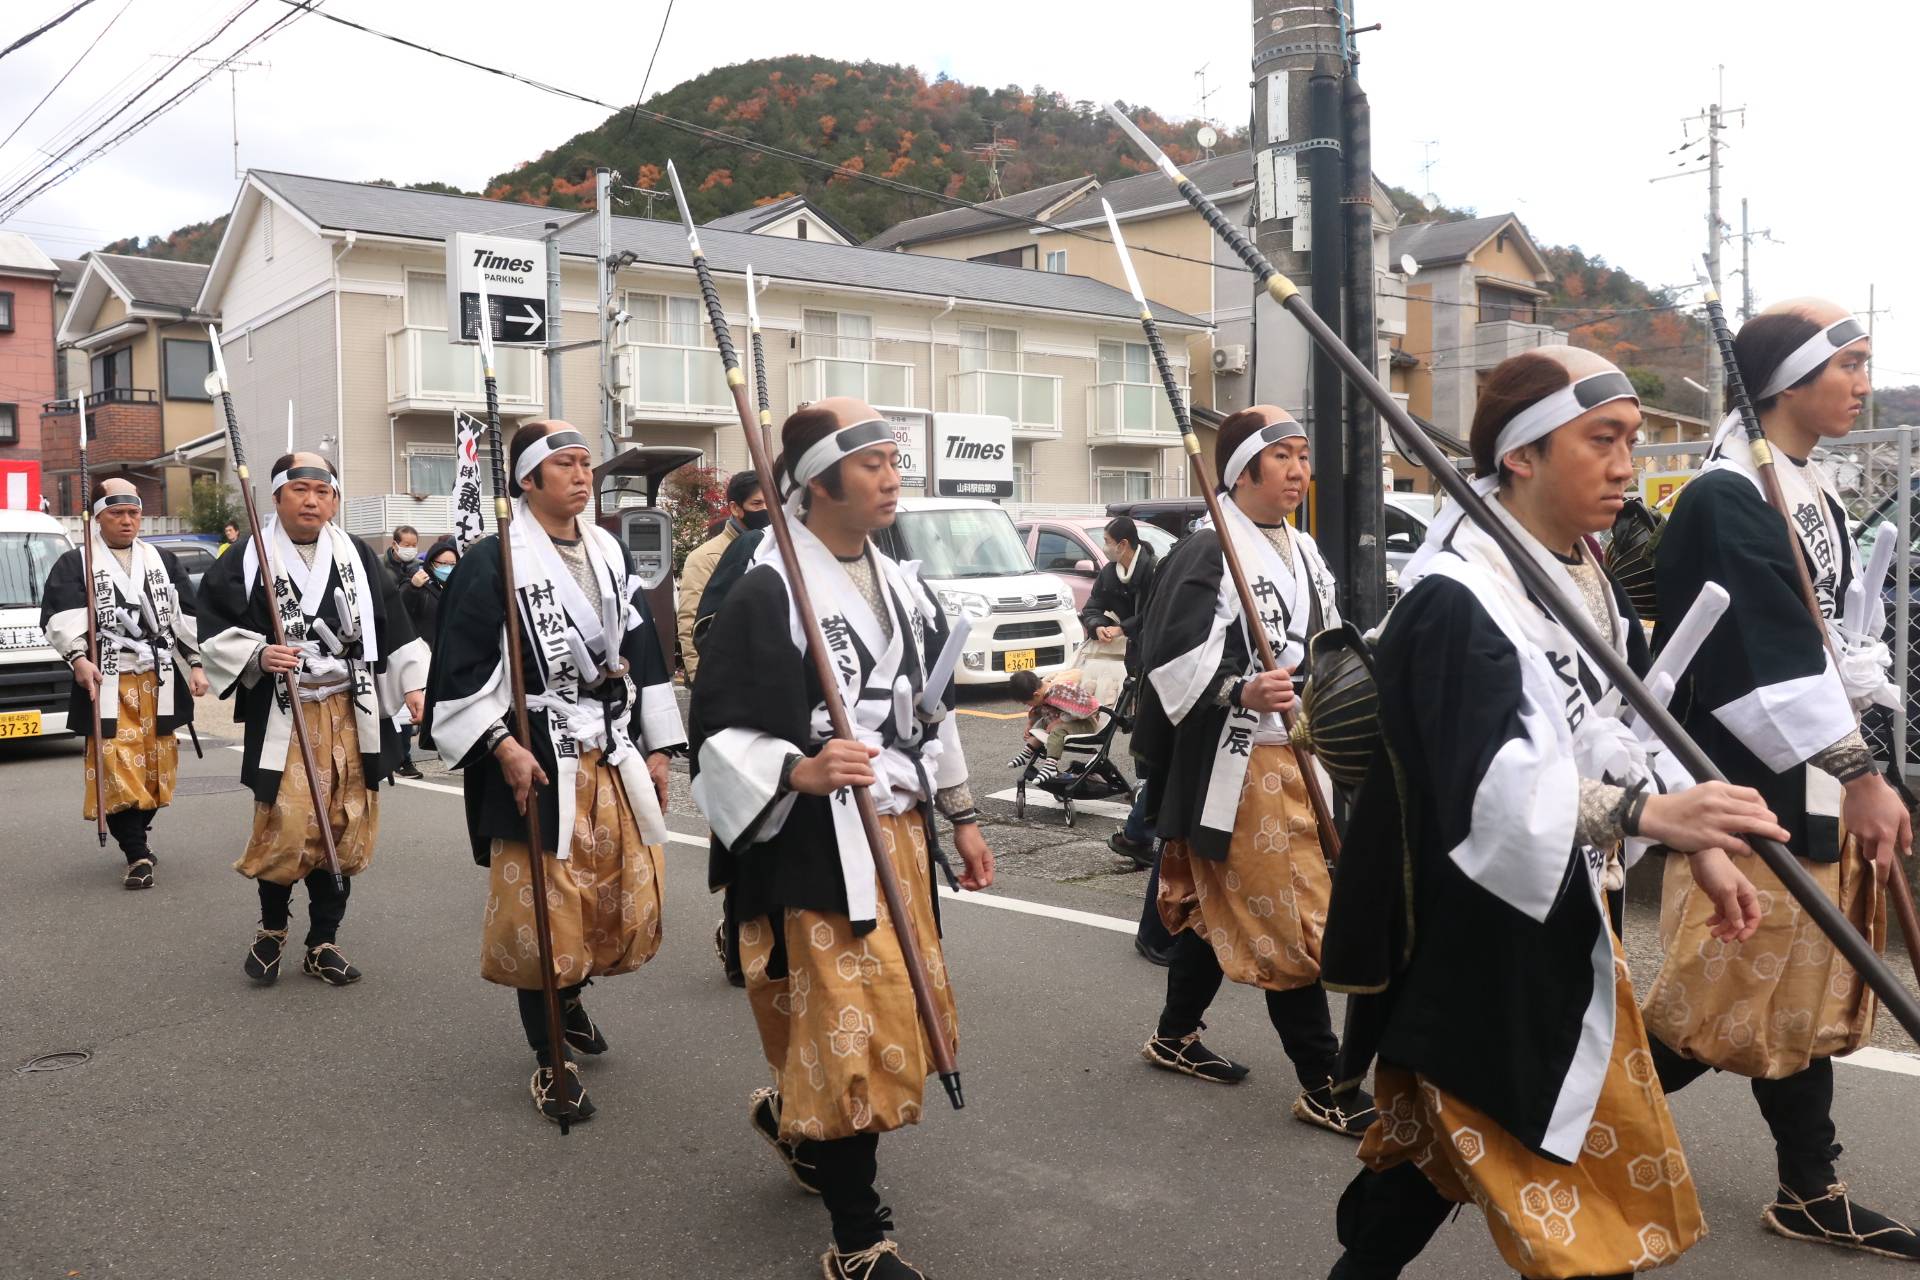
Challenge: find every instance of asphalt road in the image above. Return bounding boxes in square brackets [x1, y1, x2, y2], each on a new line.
[5, 685, 1920, 1280]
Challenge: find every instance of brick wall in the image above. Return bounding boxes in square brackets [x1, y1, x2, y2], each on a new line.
[38, 400, 165, 515]
[0, 275, 57, 458]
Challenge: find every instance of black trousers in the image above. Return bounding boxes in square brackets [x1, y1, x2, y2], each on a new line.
[515, 982, 586, 1056]
[1328, 1161, 1631, 1279]
[105, 808, 155, 862]
[1650, 1033, 1838, 1192]
[795, 1132, 888, 1252]
[1156, 927, 1340, 1088]
[257, 870, 351, 948]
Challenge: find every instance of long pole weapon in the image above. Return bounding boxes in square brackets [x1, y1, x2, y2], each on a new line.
[1104, 103, 1920, 1045]
[746, 266, 773, 455]
[474, 277, 578, 1132]
[76, 397, 107, 845]
[1099, 199, 1340, 860]
[1700, 277, 1920, 969]
[667, 162, 964, 1110]
[204, 328, 345, 893]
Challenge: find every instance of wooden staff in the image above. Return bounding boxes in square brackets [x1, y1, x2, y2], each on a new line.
[1700, 279, 1920, 969]
[667, 162, 963, 1110]
[75, 397, 107, 846]
[1103, 102, 1920, 1046]
[1099, 199, 1340, 860]
[204, 330, 345, 893]
[473, 279, 578, 1132]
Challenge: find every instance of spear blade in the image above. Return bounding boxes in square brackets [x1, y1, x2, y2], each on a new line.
[1100, 200, 1149, 309]
[1104, 102, 1184, 183]
[666, 161, 703, 257]
[745, 264, 760, 332]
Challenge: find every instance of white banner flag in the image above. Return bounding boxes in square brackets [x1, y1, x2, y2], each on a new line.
[452, 411, 485, 548]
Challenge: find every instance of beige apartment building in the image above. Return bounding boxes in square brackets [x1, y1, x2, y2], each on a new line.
[193, 170, 1209, 533]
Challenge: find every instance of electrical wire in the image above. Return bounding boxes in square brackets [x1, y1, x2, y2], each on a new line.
[0, 0, 138, 155]
[2, 0, 101, 63]
[623, 0, 675, 138]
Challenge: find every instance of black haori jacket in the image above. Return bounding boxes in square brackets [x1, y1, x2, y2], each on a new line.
[689, 527, 968, 933]
[40, 539, 200, 737]
[197, 530, 426, 805]
[1324, 503, 1690, 1163]
[1129, 516, 1335, 861]
[423, 529, 683, 865]
[1655, 461, 1861, 864]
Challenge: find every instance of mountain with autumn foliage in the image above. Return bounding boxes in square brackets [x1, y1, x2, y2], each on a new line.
[481, 56, 1234, 239]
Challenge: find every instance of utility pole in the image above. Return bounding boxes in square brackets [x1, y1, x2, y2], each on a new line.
[595, 167, 616, 461]
[1727, 199, 1779, 322]
[544, 221, 563, 420]
[1339, 2, 1382, 628]
[1251, 0, 1349, 592]
[1655, 67, 1743, 420]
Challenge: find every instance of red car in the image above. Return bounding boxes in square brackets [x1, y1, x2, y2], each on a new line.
[1014, 516, 1179, 613]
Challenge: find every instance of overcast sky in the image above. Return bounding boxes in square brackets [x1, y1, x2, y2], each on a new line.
[3, 0, 1912, 384]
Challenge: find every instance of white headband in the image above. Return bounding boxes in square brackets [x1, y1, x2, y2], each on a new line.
[1757, 316, 1867, 400]
[789, 418, 894, 491]
[92, 492, 141, 516]
[1221, 419, 1305, 489]
[270, 465, 339, 494]
[1493, 369, 1638, 462]
[513, 429, 590, 485]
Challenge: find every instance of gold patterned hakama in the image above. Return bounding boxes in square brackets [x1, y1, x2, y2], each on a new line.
[1157, 742, 1330, 991]
[81, 670, 176, 818]
[480, 748, 664, 988]
[1640, 843, 1883, 1079]
[233, 691, 377, 884]
[741, 809, 957, 1143]
[1360, 943, 1708, 1277]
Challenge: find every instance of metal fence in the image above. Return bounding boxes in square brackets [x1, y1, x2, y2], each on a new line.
[1633, 426, 1917, 779]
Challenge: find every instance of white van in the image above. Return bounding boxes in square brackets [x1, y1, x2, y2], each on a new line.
[0, 508, 75, 739]
[872, 497, 1084, 686]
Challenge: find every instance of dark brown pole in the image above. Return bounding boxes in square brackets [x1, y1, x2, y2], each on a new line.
[1104, 102, 1920, 1046]
[204, 331, 345, 892]
[75, 399, 107, 845]
[1701, 281, 1920, 967]
[474, 297, 577, 1133]
[669, 166, 962, 1109]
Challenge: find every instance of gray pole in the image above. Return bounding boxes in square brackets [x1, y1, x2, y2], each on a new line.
[595, 167, 615, 459]
[1705, 96, 1724, 416]
[1307, 57, 1347, 595]
[1341, 63, 1382, 627]
[1867, 282, 1877, 432]
[544, 221, 563, 420]
[1739, 198, 1753, 322]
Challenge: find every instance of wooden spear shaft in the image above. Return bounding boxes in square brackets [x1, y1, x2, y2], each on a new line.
[76, 398, 107, 846]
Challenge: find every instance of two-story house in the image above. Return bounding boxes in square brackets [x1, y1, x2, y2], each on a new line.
[0, 233, 62, 462]
[191, 170, 1209, 531]
[42, 254, 218, 516]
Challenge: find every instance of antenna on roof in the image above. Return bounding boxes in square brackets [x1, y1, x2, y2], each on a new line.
[968, 125, 1017, 201]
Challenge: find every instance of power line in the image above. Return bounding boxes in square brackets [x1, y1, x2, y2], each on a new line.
[0, 0, 137, 156]
[2, 0, 102, 63]
[623, 0, 675, 138]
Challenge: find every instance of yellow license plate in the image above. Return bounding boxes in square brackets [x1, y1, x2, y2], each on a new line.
[0, 710, 42, 739]
[1004, 649, 1037, 673]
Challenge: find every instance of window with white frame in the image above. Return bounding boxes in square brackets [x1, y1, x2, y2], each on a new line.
[624, 292, 704, 347]
[958, 324, 1020, 373]
[1095, 467, 1153, 504]
[1044, 250, 1067, 274]
[405, 271, 448, 328]
[1099, 339, 1151, 384]
[802, 308, 875, 361]
[0, 404, 17, 444]
[407, 444, 457, 496]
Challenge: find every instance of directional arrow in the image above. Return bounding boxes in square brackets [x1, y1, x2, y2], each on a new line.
[507, 304, 544, 336]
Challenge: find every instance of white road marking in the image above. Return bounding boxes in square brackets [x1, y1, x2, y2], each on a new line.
[385, 773, 1920, 1078]
[985, 786, 1134, 820]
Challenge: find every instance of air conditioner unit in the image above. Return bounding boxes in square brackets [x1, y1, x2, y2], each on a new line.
[1212, 344, 1249, 375]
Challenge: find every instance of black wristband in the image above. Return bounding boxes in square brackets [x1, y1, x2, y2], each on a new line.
[1620, 783, 1650, 838]
[945, 806, 980, 826]
[1229, 677, 1248, 709]
[777, 751, 803, 796]
[1834, 760, 1876, 785]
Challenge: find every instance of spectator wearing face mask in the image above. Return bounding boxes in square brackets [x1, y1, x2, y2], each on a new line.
[675, 470, 768, 683]
[391, 535, 458, 779]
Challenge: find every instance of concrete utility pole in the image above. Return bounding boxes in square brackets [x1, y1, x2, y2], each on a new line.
[595, 167, 616, 460]
[1340, 33, 1384, 628]
[1657, 68, 1742, 418]
[1251, 0, 1349, 589]
[544, 221, 563, 420]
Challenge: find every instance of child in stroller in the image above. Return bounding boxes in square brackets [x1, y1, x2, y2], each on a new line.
[1005, 667, 1139, 827]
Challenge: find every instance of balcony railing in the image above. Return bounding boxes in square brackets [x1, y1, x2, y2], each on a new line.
[387, 326, 538, 407]
[616, 341, 732, 423]
[42, 388, 159, 415]
[947, 369, 1061, 439]
[1089, 380, 1183, 442]
[790, 356, 912, 408]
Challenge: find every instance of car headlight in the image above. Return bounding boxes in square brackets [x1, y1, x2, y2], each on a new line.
[937, 588, 992, 620]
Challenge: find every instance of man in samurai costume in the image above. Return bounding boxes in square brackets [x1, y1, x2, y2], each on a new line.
[41, 478, 208, 888]
[1128, 404, 1372, 1135]
[426, 420, 681, 1124]
[691, 397, 996, 1280]
[198, 452, 429, 987]
[1641, 299, 1920, 1260]
[1321, 347, 1775, 1278]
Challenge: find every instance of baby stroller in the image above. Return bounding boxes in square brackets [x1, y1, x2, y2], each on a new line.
[1014, 674, 1139, 828]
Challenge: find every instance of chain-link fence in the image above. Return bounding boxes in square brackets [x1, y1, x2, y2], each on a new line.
[1634, 426, 1917, 781]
